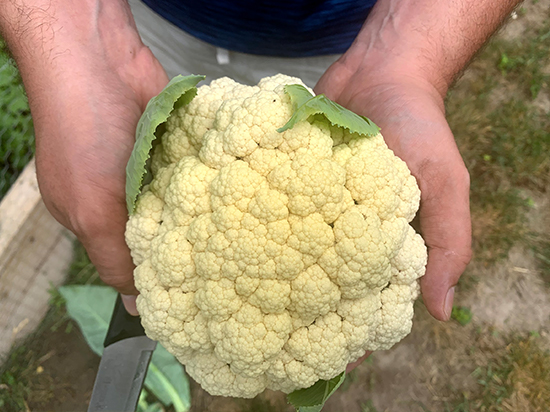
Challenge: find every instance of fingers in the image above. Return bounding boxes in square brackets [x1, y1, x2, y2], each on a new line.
[80, 229, 137, 296]
[70, 195, 138, 297]
[74, 200, 140, 315]
[39, 174, 139, 300]
[42, 186, 140, 313]
[121, 294, 139, 316]
[416, 159, 472, 321]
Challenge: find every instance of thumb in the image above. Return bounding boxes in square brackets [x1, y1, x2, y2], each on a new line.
[79, 220, 136, 293]
[79, 219, 140, 316]
[417, 160, 472, 321]
[72, 197, 139, 308]
[121, 294, 139, 316]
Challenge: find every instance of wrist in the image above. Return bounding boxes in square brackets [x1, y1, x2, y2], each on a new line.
[1, 0, 164, 116]
[1, 0, 149, 90]
[331, 0, 519, 100]
[334, 3, 452, 99]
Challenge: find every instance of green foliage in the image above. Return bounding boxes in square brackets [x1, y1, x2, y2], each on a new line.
[147, 348, 191, 412]
[278, 84, 380, 136]
[447, 15, 550, 264]
[58, 285, 118, 355]
[496, 22, 550, 98]
[531, 237, 550, 285]
[126, 74, 204, 214]
[0, 345, 33, 411]
[0, 39, 34, 199]
[287, 372, 345, 412]
[138, 390, 166, 412]
[451, 306, 473, 326]
[0, 241, 113, 411]
[361, 400, 380, 412]
[65, 241, 101, 285]
[442, 334, 550, 412]
[484, 99, 550, 192]
[59, 285, 191, 412]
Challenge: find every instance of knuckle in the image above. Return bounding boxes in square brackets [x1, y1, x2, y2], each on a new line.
[68, 210, 104, 241]
[455, 163, 471, 191]
[461, 246, 473, 267]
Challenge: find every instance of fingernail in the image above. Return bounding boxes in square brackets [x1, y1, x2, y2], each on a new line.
[444, 287, 455, 320]
[121, 294, 139, 316]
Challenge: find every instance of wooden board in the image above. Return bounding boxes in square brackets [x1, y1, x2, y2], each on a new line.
[0, 159, 74, 357]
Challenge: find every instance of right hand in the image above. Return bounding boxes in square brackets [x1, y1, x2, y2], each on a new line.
[16, 2, 169, 313]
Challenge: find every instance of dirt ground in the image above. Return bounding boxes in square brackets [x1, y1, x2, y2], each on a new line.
[2, 1, 549, 411]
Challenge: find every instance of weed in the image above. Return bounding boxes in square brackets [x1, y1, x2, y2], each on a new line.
[0, 38, 34, 199]
[0, 241, 102, 411]
[362, 400, 380, 412]
[448, 334, 550, 412]
[528, 234, 550, 286]
[65, 241, 102, 286]
[447, 14, 550, 265]
[496, 21, 550, 98]
[451, 306, 473, 326]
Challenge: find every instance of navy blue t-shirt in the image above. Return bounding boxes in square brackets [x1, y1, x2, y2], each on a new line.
[142, 0, 378, 57]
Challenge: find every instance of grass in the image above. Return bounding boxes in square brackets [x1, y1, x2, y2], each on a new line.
[451, 306, 473, 326]
[531, 237, 550, 285]
[496, 17, 550, 99]
[451, 334, 550, 412]
[0, 39, 35, 199]
[413, 330, 550, 412]
[437, 9, 550, 410]
[0, 242, 100, 412]
[447, 11, 550, 266]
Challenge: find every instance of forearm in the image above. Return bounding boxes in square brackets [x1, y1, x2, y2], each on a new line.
[0, 0, 150, 105]
[339, 0, 521, 96]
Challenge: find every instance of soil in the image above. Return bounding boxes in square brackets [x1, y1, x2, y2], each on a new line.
[5, 1, 550, 411]
[25, 323, 99, 411]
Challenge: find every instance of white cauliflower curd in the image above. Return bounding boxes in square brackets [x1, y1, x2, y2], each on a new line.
[125, 74, 427, 398]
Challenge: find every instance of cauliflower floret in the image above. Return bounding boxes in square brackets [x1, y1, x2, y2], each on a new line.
[126, 74, 427, 398]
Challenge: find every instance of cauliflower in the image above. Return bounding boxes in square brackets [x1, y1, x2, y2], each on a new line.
[125, 74, 427, 398]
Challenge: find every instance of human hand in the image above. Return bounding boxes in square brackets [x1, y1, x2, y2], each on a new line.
[3, 0, 169, 314]
[316, 66, 472, 322]
[36, 50, 168, 314]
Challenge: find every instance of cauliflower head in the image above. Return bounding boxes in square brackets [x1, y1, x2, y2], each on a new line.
[126, 74, 427, 398]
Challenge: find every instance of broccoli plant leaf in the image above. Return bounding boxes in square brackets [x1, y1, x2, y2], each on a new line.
[287, 372, 346, 412]
[59, 285, 191, 412]
[126, 74, 205, 214]
[278, 84, 380, 137]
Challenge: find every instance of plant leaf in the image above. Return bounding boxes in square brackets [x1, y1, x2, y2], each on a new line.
[126, 74, 205, 214]
[146, 345, 191, 412]
[137, 390, 166, 412]
[287, 372, 346, 412]
[58, 285, 116, 356]
[59, 285, 191, 412]
[277, 84, 380, 136]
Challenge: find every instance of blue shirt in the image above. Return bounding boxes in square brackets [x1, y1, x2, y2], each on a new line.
[142, 0, 377, 57]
